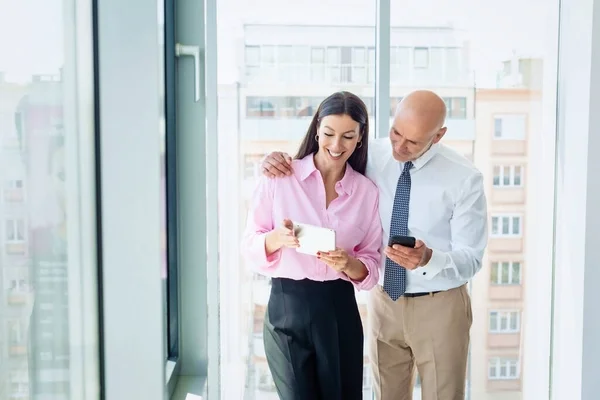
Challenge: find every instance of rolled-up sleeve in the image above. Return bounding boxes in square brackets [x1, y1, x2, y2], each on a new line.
[350, 192, 383, 290]
[242, 176, 281, 273]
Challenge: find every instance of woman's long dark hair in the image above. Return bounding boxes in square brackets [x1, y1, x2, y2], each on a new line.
[294, 91, 369, 175]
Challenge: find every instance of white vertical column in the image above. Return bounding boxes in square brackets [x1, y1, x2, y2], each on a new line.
[97, 0, 166, 397]
[551, 0, 600, 397]
[375, 0, 390, 139]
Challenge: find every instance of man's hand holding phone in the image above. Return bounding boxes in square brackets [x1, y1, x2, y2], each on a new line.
[265, 219, 299, 254]
[384, 235, 432, 270]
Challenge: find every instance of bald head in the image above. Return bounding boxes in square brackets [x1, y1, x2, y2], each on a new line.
[395, 90, 447, 132]
[389, 90, 448, 162]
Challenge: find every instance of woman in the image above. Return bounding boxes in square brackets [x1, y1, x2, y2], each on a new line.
[242, 91, 383, 400]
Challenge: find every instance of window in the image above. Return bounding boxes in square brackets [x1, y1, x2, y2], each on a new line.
[414, 47, 429, 68]
[0, 0, 100, 397]
[493, 165, 524, 187]
[7, 320, 23, 344]
[490, 261, 522, 285]
[4, 179, 23, 189]
[489, 310, 521, 333]
[217, 0, 561, 398]
[245, 45, 260, 66]
[444, 97, 467, 119]
[5, 219, 25, 242]
[491, 215, 522, 237]
[488, 358, 520, 380]
[493, 114, 527, 140]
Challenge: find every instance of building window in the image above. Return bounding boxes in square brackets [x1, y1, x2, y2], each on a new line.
[488, 358, 519, 380]
[413, 47, 429, 68]
[5, 219, 25, 243]
[489, 310, 520, 333]
[493, 114, 526, 140]
[493, 165, 524, 187]
[4, 179, 23, 189]
[490, 261, 521, 285]
[7, 320, 23, 345]
[491, 215, 522, 237]
[443, 97, 467, 119]
[243, 154, 264, 179]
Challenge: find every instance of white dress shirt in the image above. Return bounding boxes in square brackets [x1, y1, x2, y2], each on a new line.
[366, 138, 488, 293]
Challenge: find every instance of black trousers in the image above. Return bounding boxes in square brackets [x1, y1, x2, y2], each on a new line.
[263, 277, 364, 400]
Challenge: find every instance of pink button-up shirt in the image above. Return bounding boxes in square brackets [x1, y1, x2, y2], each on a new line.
[242, 154, 383, 291]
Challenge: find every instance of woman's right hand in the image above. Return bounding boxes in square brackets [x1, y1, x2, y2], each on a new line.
[265, 219, 299, 254]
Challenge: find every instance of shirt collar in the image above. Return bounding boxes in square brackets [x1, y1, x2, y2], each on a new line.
[297, 153, 356, 195]
[397, 142, 440, 172]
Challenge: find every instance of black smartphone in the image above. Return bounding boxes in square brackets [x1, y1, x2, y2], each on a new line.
[388, 235, 416, 248]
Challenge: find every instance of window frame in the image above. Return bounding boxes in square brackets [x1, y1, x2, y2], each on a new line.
[489, 310, 521, 333]
[490, 214, 523, 237]
[490, 261, 522, 285]
[493, 165, 524, 187]
[488, 357, 520, 380]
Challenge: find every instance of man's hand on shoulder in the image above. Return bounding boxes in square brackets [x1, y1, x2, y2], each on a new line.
[261, 152, 293, 178]
[384, 239, 432, 270]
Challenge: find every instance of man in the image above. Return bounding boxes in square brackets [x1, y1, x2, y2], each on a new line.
[261, 90, 488, 400]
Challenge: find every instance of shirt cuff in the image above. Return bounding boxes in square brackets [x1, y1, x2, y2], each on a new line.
[252, 233, 282, 270]
[347, 257, 377, 291]
[413, 249, 446, 280]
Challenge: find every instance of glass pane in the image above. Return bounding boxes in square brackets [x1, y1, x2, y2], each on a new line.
[0, 0, 99, 397]
[502, 262, 510, 283]
[390, 0, 557, 394]
[502, 216, 510, 234]
[514, 166, 522, 185]
[512, 262, 521, 284]
[503, 166, 511, 185]
[217, 3, 376, 399]
[490, 262, 498, 283]
[493, 166, 500, 186]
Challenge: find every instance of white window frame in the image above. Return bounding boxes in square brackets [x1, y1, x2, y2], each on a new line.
[489, 310, 521, 333]
[490, 214, 523, 237]
[493, 114, 527, 140]
[413, 47, 429, 69]
[490, 261, 522, 285]
[493, 165, 524, 187]
[488, 358, 520, 380]
[5, 218, 26, 243]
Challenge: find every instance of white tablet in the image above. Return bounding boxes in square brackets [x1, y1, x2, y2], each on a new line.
[293, 222, 336, 256]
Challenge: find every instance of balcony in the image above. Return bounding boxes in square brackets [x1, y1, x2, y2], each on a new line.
[491, 140, 527, 156]
[5, 242, 26, 256]
[491, 187, 526, 205]
[487, 237, 523, 254]
[489, 284, 523, 301]
[488, 332, 521, 349]
[3, 187, 24, 203]
[7, 291, 30, 306]
[8, 343, 27, 357]
[240, 118, 476, 142]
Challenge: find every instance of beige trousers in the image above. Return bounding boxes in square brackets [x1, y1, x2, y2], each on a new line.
[368, 284, 472, 400]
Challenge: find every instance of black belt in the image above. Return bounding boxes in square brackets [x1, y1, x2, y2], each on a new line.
[403, 291, 441, 298]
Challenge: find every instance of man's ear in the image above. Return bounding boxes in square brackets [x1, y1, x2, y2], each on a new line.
[434, 127, 447, 143]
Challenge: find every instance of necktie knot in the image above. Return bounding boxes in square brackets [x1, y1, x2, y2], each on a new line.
[402, 161, 413, 175]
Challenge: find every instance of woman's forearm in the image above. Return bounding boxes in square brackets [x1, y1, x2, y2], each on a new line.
[264, 231, 281, 256]
[344, 256, 368, 282]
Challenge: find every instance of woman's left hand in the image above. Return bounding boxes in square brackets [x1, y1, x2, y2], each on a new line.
[317, 248, 351, 272]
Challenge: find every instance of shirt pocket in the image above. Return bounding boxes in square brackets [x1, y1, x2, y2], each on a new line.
[334, 220, 367, 254]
